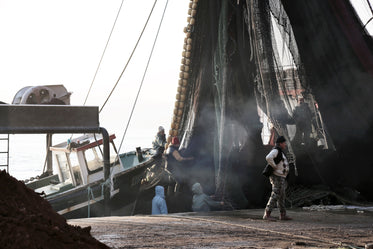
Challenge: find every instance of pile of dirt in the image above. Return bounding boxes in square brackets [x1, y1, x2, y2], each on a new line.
[0, 170, 110, 249]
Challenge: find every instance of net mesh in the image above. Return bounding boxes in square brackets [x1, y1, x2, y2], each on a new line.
[174, 0, 373, 207]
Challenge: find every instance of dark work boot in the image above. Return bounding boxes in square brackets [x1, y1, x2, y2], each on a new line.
[279, 212, 292, 221]
[263, 210, 277, 221]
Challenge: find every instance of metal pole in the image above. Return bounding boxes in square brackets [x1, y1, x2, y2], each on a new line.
[6, 134, 9, 173]
[100, 127, 111, 216]
[46, 134, 53, 175]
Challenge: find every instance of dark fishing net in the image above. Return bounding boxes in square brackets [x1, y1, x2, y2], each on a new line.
[174, 0, 373, 208]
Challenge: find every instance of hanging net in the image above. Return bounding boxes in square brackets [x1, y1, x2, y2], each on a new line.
[170, 0, 373, 208]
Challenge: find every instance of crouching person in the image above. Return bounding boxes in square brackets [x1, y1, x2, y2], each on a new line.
[191, 182, 224, 212]
[152, 185, 168, 215]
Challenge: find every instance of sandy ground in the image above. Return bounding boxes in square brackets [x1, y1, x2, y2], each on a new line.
[68, 209, 373, 249]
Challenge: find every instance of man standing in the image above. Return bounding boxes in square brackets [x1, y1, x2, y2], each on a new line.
[293, 98, 312, 146]
[263, 136, 292, 221]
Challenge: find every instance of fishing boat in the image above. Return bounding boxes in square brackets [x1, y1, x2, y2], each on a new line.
[3, 0, 373, 218]
[25, 133, 168, 218]
[0, 85, 172, 218]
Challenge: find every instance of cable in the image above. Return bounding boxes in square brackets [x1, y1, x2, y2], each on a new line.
[366, 0, 373, 16]
[99, 0, 158, 113]
[363, 16, 373, 28]
[83, 0, 125, 105]
[69, 0, 125, 143]
[116, 0, 169, 154]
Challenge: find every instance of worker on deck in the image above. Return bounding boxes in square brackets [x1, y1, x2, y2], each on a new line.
[165, 137, 194, 195]
[152, 126, 167, 157]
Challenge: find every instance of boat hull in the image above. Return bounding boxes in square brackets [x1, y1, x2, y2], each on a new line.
[46, 155, 168, 218]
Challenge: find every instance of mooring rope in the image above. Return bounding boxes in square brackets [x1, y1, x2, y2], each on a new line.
[87, 186, 95, 218]
[86, 179, 112, 218]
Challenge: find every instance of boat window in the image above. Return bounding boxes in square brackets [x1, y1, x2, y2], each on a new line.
[54, 153, 72, 183]
[97, 142, 119, 164]
[68, 152, 82, 186]
[84, 147, 103, 172]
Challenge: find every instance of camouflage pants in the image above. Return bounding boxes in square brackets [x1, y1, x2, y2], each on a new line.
[265, 175, 287, 213]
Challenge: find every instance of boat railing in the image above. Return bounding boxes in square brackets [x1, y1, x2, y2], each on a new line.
[26, 174, 59, 190]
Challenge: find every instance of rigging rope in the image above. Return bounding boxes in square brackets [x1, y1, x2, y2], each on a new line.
[99, 0, 158, 113]
[366, 0, 373, 16]
[69, 0, 126, 142]
[116, 0, 169, 155]
[83, 0, 125, 105]
[364, 16, 373, 28]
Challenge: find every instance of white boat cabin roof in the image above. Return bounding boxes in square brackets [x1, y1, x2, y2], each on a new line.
[50, 133, 116, 153]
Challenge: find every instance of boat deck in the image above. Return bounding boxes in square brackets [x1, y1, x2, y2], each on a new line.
[68, 208, 373, 248]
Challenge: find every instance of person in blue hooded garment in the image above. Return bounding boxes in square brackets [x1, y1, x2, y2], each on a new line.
[152, 185, 168, 215]
[191, 182, 224, 212]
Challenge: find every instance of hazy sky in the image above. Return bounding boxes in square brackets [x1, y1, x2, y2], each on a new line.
[0, 0, 189, 151]
[351, 0, 373, 29]
[0, 0, 372, 153]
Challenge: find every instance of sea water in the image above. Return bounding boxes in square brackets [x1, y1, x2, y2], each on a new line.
[3, 133, 153, 181]
[1, 134, 45, 180]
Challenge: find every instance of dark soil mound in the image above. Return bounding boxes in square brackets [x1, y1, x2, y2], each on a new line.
[0, 170, 110, 249]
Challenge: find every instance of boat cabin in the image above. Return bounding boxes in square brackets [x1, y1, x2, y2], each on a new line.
[29, 133, 120, 197]
[51, 134, 119, 183]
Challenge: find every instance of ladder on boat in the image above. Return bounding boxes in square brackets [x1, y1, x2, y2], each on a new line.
[0, 134, 10, 172]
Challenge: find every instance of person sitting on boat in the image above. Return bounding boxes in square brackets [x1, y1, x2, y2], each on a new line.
[165, 137, 194, 194]
[191, 182, 224, 212]
[152, 185, 168, 215]
[152, 126, 167, 157]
